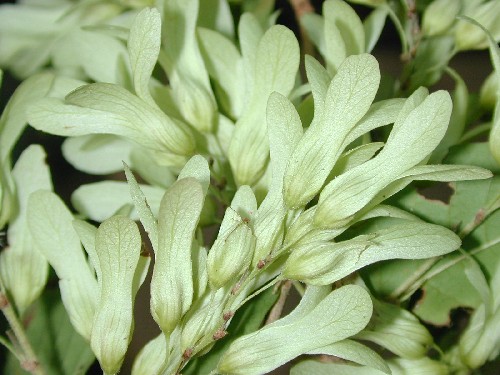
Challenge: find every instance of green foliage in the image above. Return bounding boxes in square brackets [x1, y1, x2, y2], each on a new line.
[0, 0, 499, 374]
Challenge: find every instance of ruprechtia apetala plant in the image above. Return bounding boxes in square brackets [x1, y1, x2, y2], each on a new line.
[0, 0, 499, 374]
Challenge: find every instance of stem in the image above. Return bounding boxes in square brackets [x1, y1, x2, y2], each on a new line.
[0, 281, 45, 375]
[393, 237, 500, 301]
[233, 276, 281, 312]
[265, 280, 292, 325]
[389, 257, 439, 300]
[384, 3, 409, 57]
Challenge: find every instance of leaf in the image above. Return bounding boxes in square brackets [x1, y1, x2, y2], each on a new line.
[151, 178, 204, 334]
[61, 134, 134, 175]
[380, 143, 500, 324]
[27, 190, 98, 340]
[229, 24, 300, 186]
[216, 285, 372, 375]
[128, 7, 161, 107]
[2, 289, 94, 375]
[91, 216, 142, 375]
[315, 90, 452, 228]
[283, 221, 460, 285]
[283, 54, 380, 209]
[71, 180, 164, 222]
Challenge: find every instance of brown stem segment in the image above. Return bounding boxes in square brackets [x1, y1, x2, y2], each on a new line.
[0, 282, 45, 375]
[265, 280, 293, 325]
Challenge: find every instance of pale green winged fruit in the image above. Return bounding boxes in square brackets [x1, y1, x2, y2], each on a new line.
[314, 90, 452, 228]
[229, 24, 300, 186]
[150, 177, 204, 335]
[283, 53, 380, 209]
[91, 215, 142, 375]
[207, 185, 257, 289]
[217, 285, 373, 375]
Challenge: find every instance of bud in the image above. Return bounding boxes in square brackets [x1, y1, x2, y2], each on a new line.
[422, 0, 461, 36]
[171, 75, 218, 133]
[479, 72, 498, 111]
[207, 218, 256, 289]
[455, 1, 500, 51]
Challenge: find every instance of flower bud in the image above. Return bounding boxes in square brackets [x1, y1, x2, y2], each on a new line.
[172, 76, 218, 133]
[207, 219, 256, 289]
[479, 72, 498, 111]
[422, 0, 461, 36]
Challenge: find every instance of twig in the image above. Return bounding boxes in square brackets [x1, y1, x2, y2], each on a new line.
[265, 280, 292, 325]
[0, 281, 45, 375]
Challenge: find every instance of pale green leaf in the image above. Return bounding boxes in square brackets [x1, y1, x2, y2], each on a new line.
[128, 7, 161, 106]
[229, 24, 300, 186]
[284, 221, 460, 285]
[71, 180, 164, 222]
[151, 178, 204, 334]
[27, 190, 98, 340]
[283, 53, 380, 209]
[61, 135, 133, 175]
[217, 285, 373, 375]
[91, 216, 141, 375]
